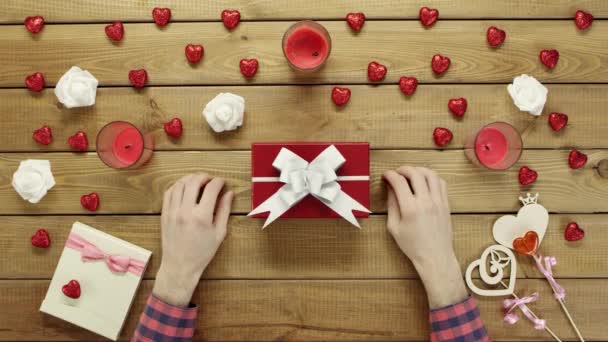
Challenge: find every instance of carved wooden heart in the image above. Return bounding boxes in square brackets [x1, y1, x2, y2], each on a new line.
[465, 245, 517, 297]
[493, 203, 548, 251]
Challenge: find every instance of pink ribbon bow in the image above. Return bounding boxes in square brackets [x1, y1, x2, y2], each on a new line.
[503, 293, 546, 330]
[65, 232, 146, 276]
[535, 255, 566, 300]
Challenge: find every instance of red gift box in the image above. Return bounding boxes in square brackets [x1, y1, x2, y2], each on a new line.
[250, 142, 370, 224]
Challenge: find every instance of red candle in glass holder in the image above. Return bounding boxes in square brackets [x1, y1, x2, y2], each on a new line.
[282, 20, 331, 72]
[96, 121, 154, 169]
[465, 122, 522, 170]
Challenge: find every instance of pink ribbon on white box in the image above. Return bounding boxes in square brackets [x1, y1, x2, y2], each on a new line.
[248, 145, 370, 228]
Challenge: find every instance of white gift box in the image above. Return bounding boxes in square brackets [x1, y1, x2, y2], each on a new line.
[40, 222, 152, 340]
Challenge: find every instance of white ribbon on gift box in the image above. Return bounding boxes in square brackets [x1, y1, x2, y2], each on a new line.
[248, 145, 371, 229]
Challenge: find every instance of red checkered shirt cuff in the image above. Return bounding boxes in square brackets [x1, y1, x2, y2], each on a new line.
[131, 294, 198, 342]
[429, 296, 490, 342]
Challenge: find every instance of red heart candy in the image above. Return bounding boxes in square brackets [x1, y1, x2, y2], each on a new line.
[331, 87, 351, 107]
[24, 16, 45, 34]
[346, 12, 366, 32]
[80, 192, 100, 212]
[105, 21, 124, 41]
[431, 54, 450, 74]
[518, 166, 538, 185]
[548, 112, 568, 132]
[62, 280, 81, 299]
[448, 97, 467, 117]
[239, 58, 259, 78]
[367, 61, 387, 82]
[433, 127, 453, 147]
[564, 222, 585, 241]
[164, 117, 183, 138]
[68, 131, 88, 151]
[31, 228, 51, 248]
[129, 69, 148, 88]
[152, 7, 171, 26]
[540, 49, 559, 69]
[574, 10, 593, 30]
[512, 231, 539, 256]
[25, 72, 45, 92]
[221, 10, 240, 30]
[568, 149, 587, 169]
[33, 125, 52, 145]
[185, 44, 204, 64]
[419, 7, 439, 27]
[398, 76, 418, 95]
[486, 26, 506, 47]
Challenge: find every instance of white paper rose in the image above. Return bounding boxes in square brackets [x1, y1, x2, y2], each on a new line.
[54, 66, 99, 108]
[507, 74, 548, 116]
[12, 159, 56, 204]
[202, 93, 245, 133]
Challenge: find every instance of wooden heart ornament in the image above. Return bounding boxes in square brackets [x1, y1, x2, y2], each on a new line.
[493, 193, 548, 251]
[465, 245, 517, 297]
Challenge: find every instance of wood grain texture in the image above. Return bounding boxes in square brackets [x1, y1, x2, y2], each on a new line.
[1, 150, 607, 215]
[3, 84, 608, 152]
[2, 21, 608, 86]
[0, 279, 605, 341]
[1, 214, 605, 279]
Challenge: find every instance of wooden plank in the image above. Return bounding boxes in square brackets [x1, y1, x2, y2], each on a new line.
[2, 84, 608, 151]
[1, 150, 607, 215]
[2, 21, 607, 86]
[2, 0, 607, 23]
[0, 279, 605, 341]
[1, 214, 605, 279]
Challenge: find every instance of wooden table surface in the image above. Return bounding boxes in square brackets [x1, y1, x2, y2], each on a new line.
[1, 1, 607, 341]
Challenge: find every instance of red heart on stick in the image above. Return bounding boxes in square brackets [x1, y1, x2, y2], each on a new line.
[81, 192, 100, 212]
[419, 7, 439, 27]
[512, 231, 539, 256]
[62, 280, 81, 299]
[221, 10, 240, 30]
[105, 21, 124, 41]
[24, 16, 45, 34]
[25, 72, 45, 92]
[346, 13, 366, 32]
[31, 228, 51, 248]
[331, 87, 351, 107]
[564, 222, 585, 241]
[152, 7, 171, 26]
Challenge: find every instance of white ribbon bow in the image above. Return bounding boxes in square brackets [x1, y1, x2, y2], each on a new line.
[248, 145, 371, 228]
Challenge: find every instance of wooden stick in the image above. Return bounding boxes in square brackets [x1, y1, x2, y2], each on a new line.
[557, 298, 585, 342]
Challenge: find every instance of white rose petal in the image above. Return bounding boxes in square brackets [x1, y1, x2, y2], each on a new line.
[54, 66, 99, 109]
[507, 74, 548, 116]
[11, 159, 56, 204]
[203, 93, 245, 133]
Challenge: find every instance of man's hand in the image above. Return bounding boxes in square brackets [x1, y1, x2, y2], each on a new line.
[383, 166, 468, 309]
[153, 174, 234, 307]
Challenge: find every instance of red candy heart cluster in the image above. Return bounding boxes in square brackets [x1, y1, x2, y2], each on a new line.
[164, 117, 183, 137]
[31, 228, 51, 248]
[240, 58, 259, 78]
[331, 87, 351, 107]
[346, 13, 366, 32]
[81, 192, 100, 211]
[62, 280, 81, 299]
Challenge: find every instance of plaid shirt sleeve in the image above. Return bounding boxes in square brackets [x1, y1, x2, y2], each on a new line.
[429, 296, 490, 342]
[131, 294, 198, 342]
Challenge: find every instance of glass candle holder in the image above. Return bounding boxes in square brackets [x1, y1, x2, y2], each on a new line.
[465, 122, 523, 170]
[282, 20, 332, 72]
[96, 121, 154, 169]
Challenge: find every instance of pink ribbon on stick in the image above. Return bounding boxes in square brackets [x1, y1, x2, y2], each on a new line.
[535, 255, 566, 300]
[503, 293, 546, 330]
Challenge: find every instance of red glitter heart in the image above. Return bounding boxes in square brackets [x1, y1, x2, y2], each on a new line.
[568, 149, 587, 169]
[129, 69, 148, 88]
[185, 44, 204, 64]
[574, 10, 593, 30]
[486, 26, 506, 47]
[33, 125, 52, 145]
[448, 97, 467, 117]
[346, 12, 366, 32]
[548, 112, 568, 132]
[431, 54, 450, 74]
[164, 117, 183, 138]
[398, 76, 418, 96]
[518, 166, 538, 185]
[564, 222, 585, 241]
[331, 87, 351, 107]
[68, 131, 88, 151]
[24, 16, 45, 34]
[152, 7, 171, 26]
[540, 49, 559, 69]
[419, 7, 439, 27]
[512, 231, 539, 256]
[80, 192, 100, 212]
[62, 280, 81, 299]
[221, 10, 240, 30]
[31, 228, 51, 248]
[240, 58, 259, 78]
[367, 61, 387, 82]
[25, 72, 45, 92]
[105, 21, 124, 41]
[433, 127, 453, 147]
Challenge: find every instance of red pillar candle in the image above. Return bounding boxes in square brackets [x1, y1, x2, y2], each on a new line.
[282, 21, 331, 72]
[96, 121, 154, 169]
[465, 122, 522, 170]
